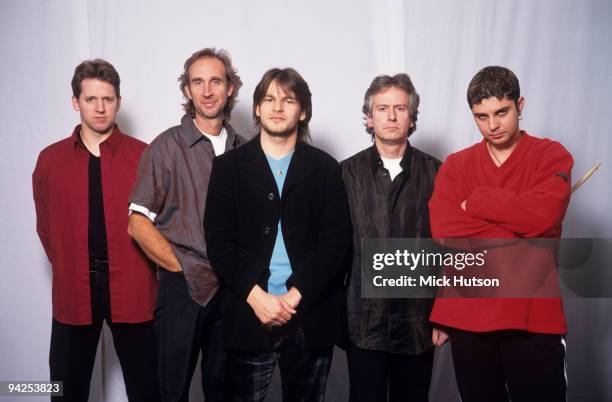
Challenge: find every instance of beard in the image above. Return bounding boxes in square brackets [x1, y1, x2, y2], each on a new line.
[260, 118, 299, 138]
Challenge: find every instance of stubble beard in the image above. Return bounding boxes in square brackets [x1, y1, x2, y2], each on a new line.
[261, 119, 298, 138]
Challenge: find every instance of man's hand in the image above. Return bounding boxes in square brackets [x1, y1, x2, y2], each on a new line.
[127, 213, 182, 272]
[432, 328, 449, 346]
[281, 287, 302, 310]
[247, 285, 296, 327]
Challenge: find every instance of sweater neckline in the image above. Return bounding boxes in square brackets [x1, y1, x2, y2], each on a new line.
[482, 131, 529, 170]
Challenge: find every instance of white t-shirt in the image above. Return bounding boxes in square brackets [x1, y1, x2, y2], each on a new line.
[196, 122, 227, 157]
[380, 156, 403, 181]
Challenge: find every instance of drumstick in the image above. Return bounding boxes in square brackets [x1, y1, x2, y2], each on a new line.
[571, 162, 602, 193]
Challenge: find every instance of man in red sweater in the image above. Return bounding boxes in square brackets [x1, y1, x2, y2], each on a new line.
[428, 66, 573, 402]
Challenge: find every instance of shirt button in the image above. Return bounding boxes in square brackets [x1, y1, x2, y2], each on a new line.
[267, 192, 275, 201]
[264, 226, 271, 235]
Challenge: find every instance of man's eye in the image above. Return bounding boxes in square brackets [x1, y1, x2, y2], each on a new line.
[497, 111, 507, 116]
[377, 106, 387, 112]
[396, 106, 407, 112]
[286, 99, 295, 104]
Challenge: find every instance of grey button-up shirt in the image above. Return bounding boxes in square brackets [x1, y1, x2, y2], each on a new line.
[129, 114, 245, 306]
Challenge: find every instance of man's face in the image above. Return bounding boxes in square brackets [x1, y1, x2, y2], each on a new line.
[184, 57, 234, 121]
[471, 96, 524, 146]
[256, 80, 305, 138]
[367, 86, 412, 145]
[72, 78, 120, 136]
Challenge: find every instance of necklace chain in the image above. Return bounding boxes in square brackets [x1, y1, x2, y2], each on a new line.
[487, 142, 503, 166]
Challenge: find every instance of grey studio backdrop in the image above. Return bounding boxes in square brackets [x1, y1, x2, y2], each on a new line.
[1, 0, 611, 401]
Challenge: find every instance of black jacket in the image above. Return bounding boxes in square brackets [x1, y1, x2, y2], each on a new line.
[341, 144, 441, 354]
[204, 136, 352, 351]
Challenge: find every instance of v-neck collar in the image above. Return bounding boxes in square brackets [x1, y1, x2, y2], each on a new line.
[483, 131, 529, 170]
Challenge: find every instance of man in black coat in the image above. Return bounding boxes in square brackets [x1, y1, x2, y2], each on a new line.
[342, 74, 447, 402]
[204, 67, 352, 402]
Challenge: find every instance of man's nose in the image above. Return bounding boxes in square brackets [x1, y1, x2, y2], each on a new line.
[95, 99, 105, 112]
[203, 83, 212, 97]
[272, 99, 283, 112]
[488, 116, 500, 131]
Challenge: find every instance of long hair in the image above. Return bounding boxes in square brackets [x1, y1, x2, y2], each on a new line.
[252, 68, 312, 141]
[178, 48, 242, 120]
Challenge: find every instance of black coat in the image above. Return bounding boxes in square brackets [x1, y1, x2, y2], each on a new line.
[341, 144, 441, 354]
[204, 136, 352, 351]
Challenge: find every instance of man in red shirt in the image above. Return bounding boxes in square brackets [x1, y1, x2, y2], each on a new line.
[428, 66, 573, 402]
[33, 59, 158, 402]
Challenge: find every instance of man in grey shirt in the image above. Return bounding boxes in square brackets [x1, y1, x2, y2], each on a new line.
[127, 48, 245, 402]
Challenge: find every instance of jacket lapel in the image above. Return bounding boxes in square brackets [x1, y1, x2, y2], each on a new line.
[239, 136, 277, 191]
[282, 142, 316, 198]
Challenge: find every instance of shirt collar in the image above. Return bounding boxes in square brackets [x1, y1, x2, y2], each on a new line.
[71, 124, 124, 154]
[367, 141, 412, 174]
[181, 114, 239, 148]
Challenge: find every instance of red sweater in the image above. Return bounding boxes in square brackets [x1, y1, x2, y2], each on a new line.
[428, 132, 573, 334]
[33, 125, 158, 325]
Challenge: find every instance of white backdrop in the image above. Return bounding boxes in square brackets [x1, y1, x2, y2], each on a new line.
[1, 1, 611, 401]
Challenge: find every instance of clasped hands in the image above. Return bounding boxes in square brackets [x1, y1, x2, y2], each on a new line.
[246, 285, 302, 328]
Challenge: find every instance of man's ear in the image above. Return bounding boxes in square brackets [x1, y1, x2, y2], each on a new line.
[184, 85, 193, 100]
[517, 96, 525, 114]
[365, 114, 373, 129]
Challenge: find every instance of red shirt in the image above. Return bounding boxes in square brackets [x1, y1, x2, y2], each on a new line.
[428, 132, 573, 334]
[33, 125, 157, 325]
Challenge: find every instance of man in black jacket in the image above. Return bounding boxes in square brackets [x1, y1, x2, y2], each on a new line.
[341, 74, 447, 402]
[204, 67, 351, 402]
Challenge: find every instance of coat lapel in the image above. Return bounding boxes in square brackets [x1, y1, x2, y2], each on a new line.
[239, 136, 277, 191]
[282, 142, 316, 198]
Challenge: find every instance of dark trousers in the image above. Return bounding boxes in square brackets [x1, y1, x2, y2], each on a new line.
[450, 329, 567, 402]
[226, 328, 333, 402]
[49, 272, 158, 402]
[346, 342, 434, 402]
[155, 270, 226, 402]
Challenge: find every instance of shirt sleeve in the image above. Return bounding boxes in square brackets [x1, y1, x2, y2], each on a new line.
[128, 203, 158, 222]
[428, 154, 516, 239]
[129, 145, 167, 216]
[465, 141, 573, 237]
[32, 152, 52, 262]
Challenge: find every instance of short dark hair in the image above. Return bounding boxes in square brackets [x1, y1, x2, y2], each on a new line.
[71, 59, 121, 99]
[362, 73, 420, 138]
[178, 48, 242, 120]
[252, 68, 312, 141]
[467, 66, 520, 108]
